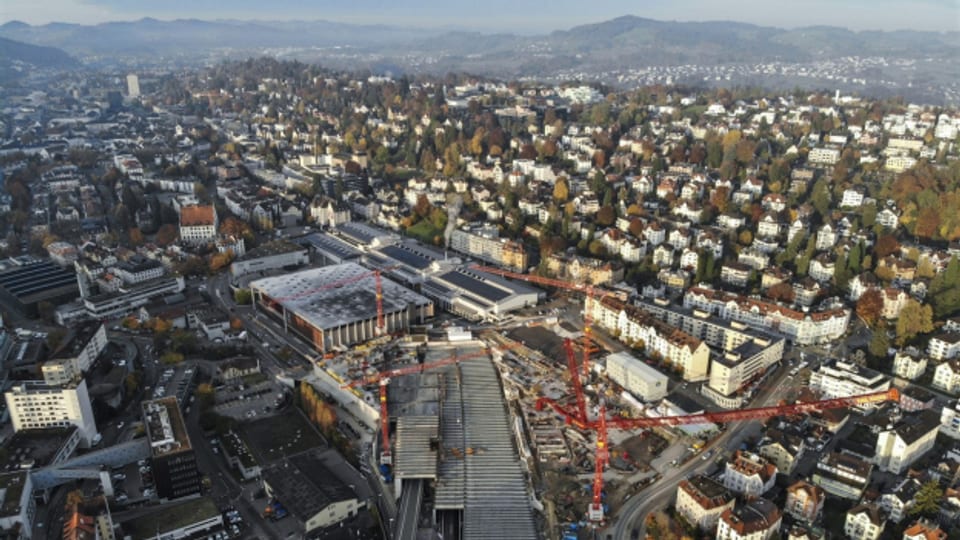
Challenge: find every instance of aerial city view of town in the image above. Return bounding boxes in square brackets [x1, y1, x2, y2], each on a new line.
[0, 2, 959, 540]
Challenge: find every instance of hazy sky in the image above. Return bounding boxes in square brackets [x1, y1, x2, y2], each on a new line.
[3, 0, 959, 32]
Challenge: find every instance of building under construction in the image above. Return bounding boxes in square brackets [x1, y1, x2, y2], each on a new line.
[250, 263, 433, 352]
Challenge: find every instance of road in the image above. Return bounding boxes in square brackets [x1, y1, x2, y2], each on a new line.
[610, 361, 795, 540]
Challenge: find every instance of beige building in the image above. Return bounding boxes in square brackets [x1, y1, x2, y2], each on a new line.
[784, 480, 824, 524]
[716, 498, 782, 540]
[590, 297, 709, 381]
[844, 504, 885, 540]
[758, 428, 805, 475]
[675, 474, 735, 532]
[546, 253, 623, 286]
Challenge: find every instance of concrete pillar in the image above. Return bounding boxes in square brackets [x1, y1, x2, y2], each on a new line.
[99, 471, 114, 497]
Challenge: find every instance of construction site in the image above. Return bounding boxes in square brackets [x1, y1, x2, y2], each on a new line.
[264, 254, 902, 540]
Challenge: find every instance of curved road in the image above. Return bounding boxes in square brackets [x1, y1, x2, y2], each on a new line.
[610, 365, 794, 539]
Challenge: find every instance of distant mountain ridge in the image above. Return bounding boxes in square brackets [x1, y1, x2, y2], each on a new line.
[1, 14, 957, 63]
[0, 35, 77, 68]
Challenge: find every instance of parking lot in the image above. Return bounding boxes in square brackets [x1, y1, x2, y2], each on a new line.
[213, 379, 284, 420]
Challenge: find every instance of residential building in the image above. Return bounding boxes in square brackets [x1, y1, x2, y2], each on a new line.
[178, 204, 218, 244]
[893, 350, 929, 381]
[41, 322, 107, 386]
[880, 478, 920, 523]
[844, 504, 885, 540]
[675, 475, 735, 532]
[683, 286, 849, 345]
[809, 360, 890, 406]
[722, 451, 777, 497]
[449, 225, 528, 272]
[941, 400, 960, 439]
[144, 397, 201, 500]
[875, 410, 941, 474]
[813, 452, 873, 500]
[216, 357, 260, 383]
[604, 351, 668, 402]
[0, 472, 35, 539]
[4, 379, 98, 446]
[932, 360, 960, 394]
[759, 428, 805, 475]
[808, 147, 841, 165]
[902, 520, 948, 540]
[113, 256, 165, 285]
[720, 262, 752, 288]
[589, 296, 710, 381]
[784, 480, 825, 524]
[716, 498, 782, 540]
[928, 333, 960, 362]
[546, 253, 623, 286]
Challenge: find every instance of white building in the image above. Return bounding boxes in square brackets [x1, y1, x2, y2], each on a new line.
[932, 360, 960, 394]
[844, 504, 885, 540]
[604, 351, 668, 402]
[940, 401, 960, 439]
[42, 323, 107, 386]
[928, 333, 960, 361]
[722, 451, 777, 497]
[840, 188, 865, 208]
[126, 73, 140, 97]
[179, 205, 218, 244]
[683, 286, 849, 345]
[4, 379, 98, 446]
[809, 360, 890, 405]
[808, 147, 841, 165]
[874, 410, 941, 474]
[893, 350, 928, 381]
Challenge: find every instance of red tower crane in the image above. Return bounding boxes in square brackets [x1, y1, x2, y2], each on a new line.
[343, 344, 518, 466]
[538, 388, 900, 431]
[563, 338, 588, 424]
[588, 401, 609, 522]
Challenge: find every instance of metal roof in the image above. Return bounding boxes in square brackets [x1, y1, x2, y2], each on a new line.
[249, 263, 430, 330]
[394, 416, 439, 479]
[429, 347, 538, 540]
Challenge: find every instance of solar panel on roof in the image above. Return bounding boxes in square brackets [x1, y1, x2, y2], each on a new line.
[439, 271, 511, 302]
[380, 245, 432, 270]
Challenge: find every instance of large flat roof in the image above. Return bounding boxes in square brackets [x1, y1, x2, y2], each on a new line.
[142, 397, 192, 458]
[261, 448, 356, 523]
[606, 351, 669, 381]
[394, 416, 439, 479]
[250, 263, 430, 330]
[120, 496, 220, 539]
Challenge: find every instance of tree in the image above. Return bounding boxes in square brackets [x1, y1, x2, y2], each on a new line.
[209, 250, 235, 273]
[156, 223, 180, 247]
[128, 227, 145, 246]
[896, 299, 934, 345]
[160, 352, 185, 365]
[909, 480, 943, 518]
[234, 288, 252, 305]
[738, 230, 753, 246]
[219, 217, 254, 242]
[856, 288, 884, 327]
[196, 383, 216, 409]
[597, 205, 616, 227]
[767, 282, 796, 304]
[868, 328, 890, 359]
[553, 177, 569, 203]
[874, 235, 900, 259]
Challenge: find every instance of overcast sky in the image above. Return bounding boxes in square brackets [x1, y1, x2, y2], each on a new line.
[3, 0, 959, 32]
